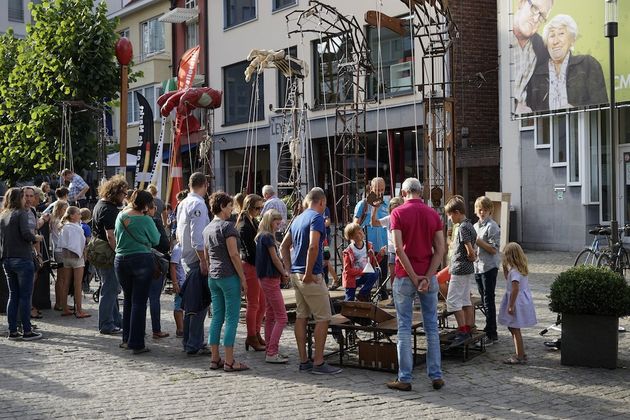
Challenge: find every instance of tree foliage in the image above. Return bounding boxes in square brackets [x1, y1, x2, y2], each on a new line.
[0, 0, 121, 184]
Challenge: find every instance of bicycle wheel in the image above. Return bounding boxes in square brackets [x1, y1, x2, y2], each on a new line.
[620, 248, 630, 279]
[574, 249, 598, 266]
[596, 252, 613, 270]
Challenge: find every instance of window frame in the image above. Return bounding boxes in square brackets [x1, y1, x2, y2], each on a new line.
[534, 116, 551, 149]
[312, 32, 355, 109]
[185, 0, 198, 8]
[127, 85, 163, 126]
[277, 46, 298, 108]
[550, 115, 568, 168]
[185, 17, 199, 50]
[223, 60, 265, 126]
[272, 0, 297, 13]
[140, 16, 165, 60]
[224, 0, 258, 30]
[566, 113, 581, 186]
[8, 0, 24, 23]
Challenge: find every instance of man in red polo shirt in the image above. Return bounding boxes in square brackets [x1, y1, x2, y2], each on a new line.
[387, 177, 445, 392]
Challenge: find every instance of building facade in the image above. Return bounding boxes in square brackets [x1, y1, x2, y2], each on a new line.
[498, 0, 630, 251]
[1, 0, 39, 38]
[205, 0, 499, 219]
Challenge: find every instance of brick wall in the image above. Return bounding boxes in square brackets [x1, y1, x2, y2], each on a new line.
[449, 0, 500, 198]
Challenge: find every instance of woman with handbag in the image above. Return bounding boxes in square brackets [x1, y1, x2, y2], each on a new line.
[114, 190, 160, 354]
[0, 188, 44, 340]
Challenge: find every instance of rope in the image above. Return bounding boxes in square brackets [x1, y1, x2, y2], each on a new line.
[408, 0, 420, 180]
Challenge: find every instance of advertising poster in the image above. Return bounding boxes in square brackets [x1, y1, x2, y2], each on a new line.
[510, 0, 630, 116]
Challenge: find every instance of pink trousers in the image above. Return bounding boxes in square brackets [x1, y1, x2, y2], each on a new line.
[259, 277, 288, 356]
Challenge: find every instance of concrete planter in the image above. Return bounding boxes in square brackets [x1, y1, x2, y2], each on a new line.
[561, 313, 619, 369]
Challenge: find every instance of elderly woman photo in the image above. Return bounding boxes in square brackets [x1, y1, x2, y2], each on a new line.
[526, 14, 608, 112]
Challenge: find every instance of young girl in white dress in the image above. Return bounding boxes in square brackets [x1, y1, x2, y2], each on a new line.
[498, 242, 537, 364]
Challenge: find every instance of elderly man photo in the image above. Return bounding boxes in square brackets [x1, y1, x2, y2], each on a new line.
[511, 0, 554, 113]
[354, 177, 389, 300]
[281, 187, 341, 375]
[261, 185, 287, 241]
[387, 178, 445, 392]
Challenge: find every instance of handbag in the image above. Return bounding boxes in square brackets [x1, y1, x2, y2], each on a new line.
[85, 237, 115, 268]
[120, 215, 169, 279]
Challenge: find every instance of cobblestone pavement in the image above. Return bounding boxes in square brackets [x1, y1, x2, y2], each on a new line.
[1, 251, 629, 419]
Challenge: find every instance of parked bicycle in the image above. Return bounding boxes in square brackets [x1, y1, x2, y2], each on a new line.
[596, 224, 630, 278]
[573, 226, 610, 266]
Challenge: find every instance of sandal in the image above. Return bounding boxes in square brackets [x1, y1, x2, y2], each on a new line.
[152, 331, 170, 339]
[61, 311, 75, 317]
[503, 355, 527, 365]
[74, 312, 91, 319]
[223, 360, 249, 372]
[210, 358, 224, 370]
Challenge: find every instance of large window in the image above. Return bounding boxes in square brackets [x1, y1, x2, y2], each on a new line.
[127, 85, 162, 124]
[277, 46, 297, 108]
[273, 0, 296, 11]
[8, 0, 24, 22]
[568, 114, 580, 184]
[141, 17, 165, 59]
[551, 115, 567, 166]
[588, 112, 600, 203]
[186, 19, 199, 50]
[225, 0, 256, 29]
[535, 117, 550, 148]
[224, 61, 265, 126]
[313, 34, 354, 108]
[367, 24, 413, 97]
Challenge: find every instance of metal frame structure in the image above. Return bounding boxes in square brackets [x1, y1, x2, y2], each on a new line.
[287, 0, 374, 224]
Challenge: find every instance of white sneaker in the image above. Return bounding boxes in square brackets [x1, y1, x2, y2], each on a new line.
[266, 353, 289, 364]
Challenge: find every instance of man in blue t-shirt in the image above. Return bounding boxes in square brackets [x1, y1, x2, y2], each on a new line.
[354, 177, 389, 299]
[281, 188, 341, 375]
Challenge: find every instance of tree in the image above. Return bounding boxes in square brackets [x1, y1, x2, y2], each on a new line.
[0, 0, 121, 184]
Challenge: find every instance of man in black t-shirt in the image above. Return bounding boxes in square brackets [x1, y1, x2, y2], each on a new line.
[93, 176, 128, 335]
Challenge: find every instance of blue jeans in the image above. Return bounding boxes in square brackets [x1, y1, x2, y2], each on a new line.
[2, 258, 35, 333]
[393, 276, 442, 383]
[97, 266, 122, 333]
[182, 263, 207, 353]
[115, 253, 153, 350]
[475, 268, 498, 340]
[208, 275, 241, 347]
[149, 275, 165, 333]
[344, 271, 379, 301]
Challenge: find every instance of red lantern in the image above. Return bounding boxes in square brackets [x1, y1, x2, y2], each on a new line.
[115, 37, 133, 66]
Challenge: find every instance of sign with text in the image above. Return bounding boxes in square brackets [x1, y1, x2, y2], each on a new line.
[510, 0, 630, 116]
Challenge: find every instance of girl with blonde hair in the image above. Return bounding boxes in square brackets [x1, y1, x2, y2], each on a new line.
[58, 206, 90, 318]
[498, 242, 537, 364]
[255, 210, 289, 363]
[50, 200, 69, 311]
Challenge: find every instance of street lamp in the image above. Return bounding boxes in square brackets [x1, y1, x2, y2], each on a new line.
[604, 0, 619, 246]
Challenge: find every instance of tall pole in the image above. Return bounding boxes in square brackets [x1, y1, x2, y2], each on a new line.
[605, 1, 619, 247]
[115, 37, 133, 177]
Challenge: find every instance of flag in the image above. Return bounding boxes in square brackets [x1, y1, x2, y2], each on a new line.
[134, 92, 155, 190]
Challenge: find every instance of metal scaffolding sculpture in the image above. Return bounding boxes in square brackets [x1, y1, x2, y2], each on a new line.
[402, 0, 459, 209]
[287, 0, 374, 224]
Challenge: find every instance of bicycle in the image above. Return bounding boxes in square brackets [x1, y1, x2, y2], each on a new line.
[596, 224, 630, 278]
[573, 226, 610, 266]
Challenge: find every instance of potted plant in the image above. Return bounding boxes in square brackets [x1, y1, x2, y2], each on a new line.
[549, 265, 630, 369]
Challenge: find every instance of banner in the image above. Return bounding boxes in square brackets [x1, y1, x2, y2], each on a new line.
[166, 46, 200, 209]
[134, 92, 155, 190]
[510, 0, 630, 116]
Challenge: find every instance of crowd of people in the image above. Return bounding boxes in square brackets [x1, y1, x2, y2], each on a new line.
[1, 170, 538, 389]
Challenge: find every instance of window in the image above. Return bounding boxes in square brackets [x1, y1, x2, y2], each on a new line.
[186, 19, 199, 50]
[225, 0, 256, 29]
[277, 46, 297, 108]
[620, 107, 630, 145]
[141, 18, 165, 59]
[520, 118, 535, 131]
[551, 115, 567, 166]
[367, 24, 413, 97]
[273, 0, 296, 11]
[568, 114, 579, 184]
[588, 112, 600, 203]
[127, 85, 161, 124]
[313, 34, 354, 108]
[224, 61, 265, 126]
[600, 110, 611, 222]
[535, 117, 550, 148]
[185, 0, 198, 7]
[8, 0, 24, 22]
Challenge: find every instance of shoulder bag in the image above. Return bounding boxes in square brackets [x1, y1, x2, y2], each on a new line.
[120, 214, 169, 280]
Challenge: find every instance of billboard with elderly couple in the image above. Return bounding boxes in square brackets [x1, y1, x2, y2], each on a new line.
[511, 0, 630, 116]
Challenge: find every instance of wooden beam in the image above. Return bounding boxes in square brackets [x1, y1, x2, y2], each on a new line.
[364, 11, 408, 36]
